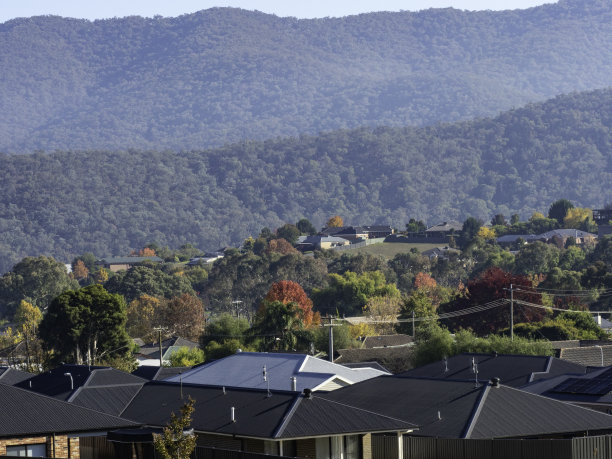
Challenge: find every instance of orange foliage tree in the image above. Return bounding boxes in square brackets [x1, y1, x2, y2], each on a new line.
[264, 280, 319, 327]
[72, 260, 89, 280]
[326, 215, 344, 227]
[265, 238, 298, 255]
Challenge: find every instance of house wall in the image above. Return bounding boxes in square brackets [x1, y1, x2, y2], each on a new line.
[197, 433, 242, 450]
[107, 263, 131, 272]
[0, 435, 79, 458]
[361, 434, 372, 459]
[297, 438, 317, 458]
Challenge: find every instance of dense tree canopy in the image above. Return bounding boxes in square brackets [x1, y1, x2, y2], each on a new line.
[1, 87, 612, 272]
[6, 3, 612, 154]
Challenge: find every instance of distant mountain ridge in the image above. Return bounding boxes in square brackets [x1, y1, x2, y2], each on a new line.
[0, 87, 611, 273]
[3, 1, 612, 152]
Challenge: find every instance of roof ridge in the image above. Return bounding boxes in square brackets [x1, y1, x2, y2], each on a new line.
[462, 383, 491, 438]
[313, 394, 418, 427]
[272, 395, 302, 438]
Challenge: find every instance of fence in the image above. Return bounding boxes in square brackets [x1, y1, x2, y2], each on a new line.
[78, 436, 297, 459]
[371, 435, 612, 459]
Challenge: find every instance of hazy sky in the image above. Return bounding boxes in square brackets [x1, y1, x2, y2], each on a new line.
[1, 0, 554, 23]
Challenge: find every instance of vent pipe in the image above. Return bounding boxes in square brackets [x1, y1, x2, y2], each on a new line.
[291, 376, 297, 391]
[491, 377, 501, 388]
[231, 407, 236, 423]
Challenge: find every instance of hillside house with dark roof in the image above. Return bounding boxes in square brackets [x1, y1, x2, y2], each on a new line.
[99, 256, 163, 272]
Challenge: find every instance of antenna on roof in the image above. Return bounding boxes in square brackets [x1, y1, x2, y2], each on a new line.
[472, 358, 479, 388]
[263, 365, 271, 397]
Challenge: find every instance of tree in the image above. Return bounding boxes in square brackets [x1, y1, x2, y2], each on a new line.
[548, 199, 575, 224]
[72, 260, 90, 281]
[127, 295, 162, 340]
[439, 267, 546, 335]
[276, 224, 301, 245]
[265, 238, 298, 255]
[514, 241, 560, 275]
[104, 266, 195, 303]
[39, 284, 131, 365]
[154, 397, 197, 459]
[264, 280, 318, 327]
[312, 270, 400, 317]
[405, 218, 426, 233]
[476, 226, 496, 240]
[491, 214, 507, 226]
[326, 216, 344, 228]
[564, 207, 594, 230]
[251, 301, 305, 351]
[296, 218, 317, 235]
[200, 313, 251, 349]
[168, 347, 205, 367]
[363, 296, 401, 334]
[14, 300, 43, 372]
[0, 256, 79, 320]
[161, 294, 205, 341]
[460, 217, 483, 249]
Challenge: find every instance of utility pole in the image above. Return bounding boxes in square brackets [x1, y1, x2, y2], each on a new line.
[412, 310, 415, 339]
[510, 284, 514, 341]
[322, 316, 341, 362]
[153, 326, 165, 367]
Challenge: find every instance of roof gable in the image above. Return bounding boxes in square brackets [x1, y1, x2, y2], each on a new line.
[0, 384, 137, 437]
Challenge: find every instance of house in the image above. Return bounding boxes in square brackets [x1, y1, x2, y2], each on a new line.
[164, 351, 389, 392]
[297, 235, 351, 251]
[187, 251, 225, 265]
[361, 334, 413, 349]
[15, 364, 147, 416]
[118, 381, 416, 458]
[558, 344, 612, 367]
[421, 246, 461, 260]
[398, 353, 587, 388]
[319, 226, 394, 240]
[522, 365, 612, 414]
[497, 229, 597, 247]
[0, 383, 138, 457]
[425, 221, 463, 239]
[324, 375, 612, 439]
[99, 256, 163, 272]
[135, 336, 200, 366]
[0, 366, 32, 385]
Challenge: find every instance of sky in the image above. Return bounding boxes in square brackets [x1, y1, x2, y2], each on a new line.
[1, 0, 554, 23]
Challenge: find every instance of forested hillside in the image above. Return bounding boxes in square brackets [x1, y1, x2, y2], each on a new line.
[4, 0, 612, 152]
[1, 88, 611, 273]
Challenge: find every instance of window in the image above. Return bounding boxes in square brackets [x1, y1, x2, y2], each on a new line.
[315, 436, 361, 459]
[6, 444, 47, 457]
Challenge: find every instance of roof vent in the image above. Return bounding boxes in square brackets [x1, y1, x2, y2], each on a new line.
[437, 411, 441, 420]
[303, 388, 312, 399]
[231, 406, 236, 423]
[291, 376, 297, 392]
[491, 377, 501, 387]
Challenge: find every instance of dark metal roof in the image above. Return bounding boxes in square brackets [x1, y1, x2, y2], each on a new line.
[70, 384, 144, 416]
[132, 365, 192, 381]
[121, 382, 415, 440]
[324, 375, 612, 438]
[341, 362, 391, 373]
[16, 364, 146, 400]
[0, 383, 138, 437]
[399, 353, 586, 387]
[362, 334, 413, 349]
[0, 366, 33, 385]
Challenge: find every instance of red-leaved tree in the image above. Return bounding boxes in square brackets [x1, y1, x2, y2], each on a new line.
[263, 280, 319, 327]
[438, 267, 546, 335]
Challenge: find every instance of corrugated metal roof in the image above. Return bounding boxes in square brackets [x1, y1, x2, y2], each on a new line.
[120, 382, 415, 440]
[0, 367, 33, 385]
[0, 384, 138, 437]
[70, 384, 143, 416]
[165, 352, 387, 391]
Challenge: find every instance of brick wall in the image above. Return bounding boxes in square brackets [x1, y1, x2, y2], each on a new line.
[0, 434, 79, 458]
